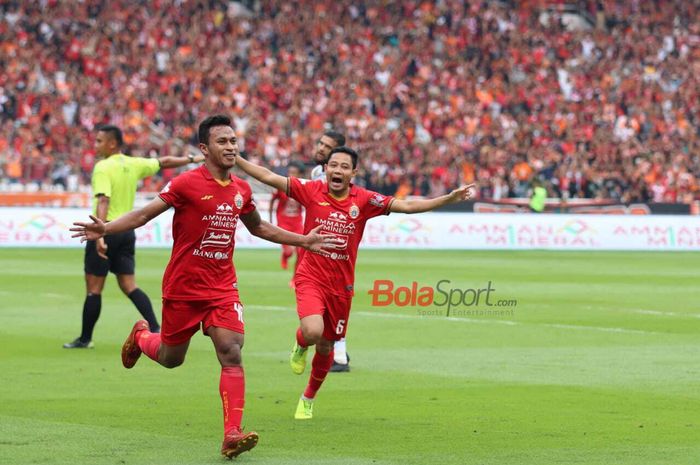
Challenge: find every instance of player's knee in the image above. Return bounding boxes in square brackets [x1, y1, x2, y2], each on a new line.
[160, 354, 185, 369]
[217, 343, 242, 366]
[119, 283, 137, 295]
[316, 339, 333, 355]
[301, 327, 322, 345]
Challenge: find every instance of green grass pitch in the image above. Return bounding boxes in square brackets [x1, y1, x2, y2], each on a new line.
[1, 248, 699, 464]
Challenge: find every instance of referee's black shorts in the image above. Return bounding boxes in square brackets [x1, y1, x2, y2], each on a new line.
[84, 230, 137, 276]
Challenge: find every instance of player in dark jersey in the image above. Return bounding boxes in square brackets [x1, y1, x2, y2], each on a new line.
[70, 115, 338, 459]
[233, 146, 474, 420]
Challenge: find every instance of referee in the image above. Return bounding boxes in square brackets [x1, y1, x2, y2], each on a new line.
[64, 125, 203, 348]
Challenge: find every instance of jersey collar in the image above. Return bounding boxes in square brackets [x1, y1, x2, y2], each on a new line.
[200, 165, 235, 183]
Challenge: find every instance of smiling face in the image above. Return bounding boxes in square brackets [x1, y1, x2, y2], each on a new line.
[314, 135, 340, 165]
[199, 125, 239, 170]
[325, 152, 357, 197]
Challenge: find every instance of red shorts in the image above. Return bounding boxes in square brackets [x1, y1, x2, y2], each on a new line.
[295, 280, 352, 341]
[161, 297, 245, 346]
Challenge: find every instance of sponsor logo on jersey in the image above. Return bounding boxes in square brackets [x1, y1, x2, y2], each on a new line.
[161, 181, 171, 193]
[192, 249, 230, 260]
[349, 204, 360, 219]
[318, 201, 330, 206]
[200, 229, 233, 248]
[329, 211, 348, 222]
[234, 192, 243, 209]
[326, 232, 349, 250]
[216, 203, 234, 213]
[200, 194, 213, 200]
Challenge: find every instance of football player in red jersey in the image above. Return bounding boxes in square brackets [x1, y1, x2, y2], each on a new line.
[234, 146, 474, 420]
[269, 163, 304, 274]
[70, 115, 338, 459]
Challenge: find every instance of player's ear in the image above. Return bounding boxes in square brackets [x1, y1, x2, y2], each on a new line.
[198, 143, 209, 157]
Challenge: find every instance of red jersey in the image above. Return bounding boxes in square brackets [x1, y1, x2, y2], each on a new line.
[288, 177, 394, 296]
[158, 165, 256, 301]
[272, 189, 303, 231]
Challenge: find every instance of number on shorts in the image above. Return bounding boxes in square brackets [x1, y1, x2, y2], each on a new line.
[233, 302, 244, 323]
[335, 319, 345, 334]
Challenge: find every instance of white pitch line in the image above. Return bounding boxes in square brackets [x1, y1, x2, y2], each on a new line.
[631, 309, 700, 319]
[248, 305, 657, 335]
[543, 323, 652, 335]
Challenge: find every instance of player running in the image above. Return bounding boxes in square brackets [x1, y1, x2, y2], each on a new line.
[234, 146, 474, 420]
[70, 115, 338, 458]
[308, 130, 352, 371]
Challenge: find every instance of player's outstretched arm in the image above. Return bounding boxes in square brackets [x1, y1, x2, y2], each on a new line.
[389, 184, 476, 214]
[240, 210, 339, 252]
[268, 195, 277, 223]
[70, 197, 170, 242]
[235, 155, 287, 192]
[158, 153, 204, 169]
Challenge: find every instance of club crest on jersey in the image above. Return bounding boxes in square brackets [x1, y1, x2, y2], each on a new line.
[349, 204, 360, 219]
[234, 192, 243, 209]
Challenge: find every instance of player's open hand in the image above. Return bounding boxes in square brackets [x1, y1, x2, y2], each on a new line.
[304, 225, 343, 252]
[70, 215, 107, 243]
[448, 184, 476, 203]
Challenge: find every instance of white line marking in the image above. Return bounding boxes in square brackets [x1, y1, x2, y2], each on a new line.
[631, 309, 700, 319]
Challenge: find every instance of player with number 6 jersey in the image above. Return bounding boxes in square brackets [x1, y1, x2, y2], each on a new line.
[234, 146, 475, 420]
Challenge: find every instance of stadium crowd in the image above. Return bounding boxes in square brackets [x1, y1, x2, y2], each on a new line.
[0, 0, 698, 203]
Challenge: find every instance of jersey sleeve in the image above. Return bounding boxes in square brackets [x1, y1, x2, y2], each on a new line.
[241, 182, 256, 215]
[158, 174, 185, 208]
[362, 189, 395, 219]
[287, 176, 317, 207]
[134, 158, 160, 179]
[91, 161, 111, 198]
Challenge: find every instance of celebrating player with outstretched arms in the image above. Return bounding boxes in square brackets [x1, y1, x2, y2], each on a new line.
[234, 146, 474, 420]
[71, 114, 339, 459]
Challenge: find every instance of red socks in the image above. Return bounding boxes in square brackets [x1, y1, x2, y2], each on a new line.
[296, 327, 308, 348]
[137, 331, 161, 362]
[220, 366, 245, 434]
[303, 350, 333, 399]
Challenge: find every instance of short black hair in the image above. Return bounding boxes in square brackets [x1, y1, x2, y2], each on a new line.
[198, 114, 233, 144]
[323, 130, 345, 147]
[327, 146, 358, 169]
[97, 125, 123, 147]
[287, 161, 305, 174]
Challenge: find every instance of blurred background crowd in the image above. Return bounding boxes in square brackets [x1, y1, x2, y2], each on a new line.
[0, 0, 698, 203]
